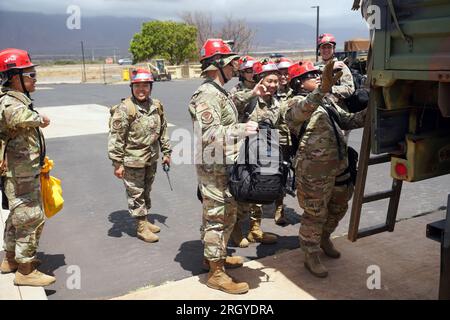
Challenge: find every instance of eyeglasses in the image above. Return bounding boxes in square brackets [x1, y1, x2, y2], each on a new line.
[303, 73, 321, 80]
[22, 72, 37, 79]
[243, 69, 253, 74]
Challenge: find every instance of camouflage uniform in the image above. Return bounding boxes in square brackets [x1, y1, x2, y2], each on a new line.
[108, 97, 172, 218]
[315, 58, 355, 111]
[189, 79, 246, 261]
[287, 91, 366, 253]
[237, 96, 286, 223]
[274, 87, 295, 218]
[230, 81, 254, 122]
[0, 88, 46, 264]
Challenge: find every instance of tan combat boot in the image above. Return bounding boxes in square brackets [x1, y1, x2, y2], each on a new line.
[0, 251, 18, 274]
[247, 219, 278, 244]
[136, 217, 159, 243]
[14, 262, 56, 287]
[206, 260, 249, 294]
[320, 232, 341, 259]
[145, 220, 160, 233]
[230, 223, 249, 248]
[274, 204, 287, 225]
[202, 256, 244, 271]
[304, 252, 328, 278]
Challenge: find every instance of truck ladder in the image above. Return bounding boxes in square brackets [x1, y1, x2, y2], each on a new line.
[348, 111, 403, 242]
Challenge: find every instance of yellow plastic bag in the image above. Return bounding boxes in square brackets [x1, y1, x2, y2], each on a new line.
[40, 156, 64, 218]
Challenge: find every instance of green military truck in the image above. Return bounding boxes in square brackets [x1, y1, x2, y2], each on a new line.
[366, 0, 450, 181]
[350, 0, 450, 299]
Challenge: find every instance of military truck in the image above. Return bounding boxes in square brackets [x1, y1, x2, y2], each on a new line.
[364, 0, 450, 181]
[147, 59, 172, 81]
[349, 0, 450, 299]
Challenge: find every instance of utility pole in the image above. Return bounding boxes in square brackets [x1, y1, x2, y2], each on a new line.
[81, 41, 87, 82]
[311, 6, 320, 62]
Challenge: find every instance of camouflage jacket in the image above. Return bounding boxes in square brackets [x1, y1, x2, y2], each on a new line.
[276, 87, 295, 147]
[315, 58, 355, 110]
[189, 79, 246, 175]
[229, 81, 254, 121]
[276, 87, 294, 104]
[0, 88, 45, 178]
[108, 97, 172, 168]
[288, 92, 366, 176]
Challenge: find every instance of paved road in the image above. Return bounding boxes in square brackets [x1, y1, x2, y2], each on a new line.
[2, 79, 446, 300]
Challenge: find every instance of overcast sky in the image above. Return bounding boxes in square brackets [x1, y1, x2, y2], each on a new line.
[0, 0, 367, 27]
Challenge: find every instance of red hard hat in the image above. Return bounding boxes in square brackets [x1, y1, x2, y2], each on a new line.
[288, 61, 319, 80]
[253, 60, 279, 76]
[130, 68, 154, 83]
[0, 48, 38, 73]
[275, 57, 294, 70]
[200, 39, 236, 62]
[239, 55, 256, 71]
[317, 33, 337, 48]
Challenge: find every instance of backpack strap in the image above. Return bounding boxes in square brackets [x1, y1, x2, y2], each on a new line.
[323, 105, 344, 160]
[151, 98, 165, 118]
[122, 97, 138, 119]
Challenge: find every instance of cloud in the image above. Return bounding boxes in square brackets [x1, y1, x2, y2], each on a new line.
[1, 0, 366, 25]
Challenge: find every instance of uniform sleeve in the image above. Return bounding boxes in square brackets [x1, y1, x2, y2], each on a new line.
[285, 89, 325, 126]
[107, 105, 129, 166]
[277, 101, 291, 146]
[158, 102, 172, 157]
[3, 99, 41, 130]
[331, 64, 355, 99]
[230, 89, 254, 115]
[337, 105, 367, 130]
[189, 91, 246, 162]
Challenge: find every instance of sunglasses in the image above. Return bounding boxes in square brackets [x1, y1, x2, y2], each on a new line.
[22, 72, 37, 79]
[243, 69, 253, 74]
[303, 72, 321, 80]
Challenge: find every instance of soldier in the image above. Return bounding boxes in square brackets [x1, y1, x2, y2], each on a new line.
[108, 68, 172, 243]
[315, 34, 355, 122]
[273, 57, 295, 225]
[189, 38, 258, 294]
[229, 55, 257, 123]
[0, 48, 55, 286]
[230, 59, 284, 248]
[286, 61, 366, 278]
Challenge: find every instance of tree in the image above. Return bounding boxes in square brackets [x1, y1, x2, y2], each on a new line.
[218, 15, 255, 54]
[130, 21, 197, 65]
[179, 11, 214, 51]
[179, 11, 255, 54]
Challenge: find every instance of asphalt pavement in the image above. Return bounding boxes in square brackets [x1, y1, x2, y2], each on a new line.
[1, 79, 446, 300]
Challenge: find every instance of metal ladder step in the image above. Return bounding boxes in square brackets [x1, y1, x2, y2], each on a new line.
[348, 111, 403, 242]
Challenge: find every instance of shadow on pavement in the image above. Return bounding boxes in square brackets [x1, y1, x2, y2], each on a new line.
[36, 252, 67, 276]
[107, 210, 136, 238]
[107, 210, 169, 238]
[174, 240, 205, 276]
[254, 235, 300, 259]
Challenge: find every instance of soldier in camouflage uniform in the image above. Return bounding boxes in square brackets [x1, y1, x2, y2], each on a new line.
[229, 59, 284, 248]
[286, 61, 366, 278]
[189, 39, 258, 294]
[315, 33, 355, 142]
[273, 57, 295, 225]
[108, 68, 172, 243]
[0, 48, 55, 287]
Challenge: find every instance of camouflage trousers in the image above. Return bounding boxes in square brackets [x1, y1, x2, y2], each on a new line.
[198, 165, 237, 262]
[297, 171, 354, 254]
[123, 164, 157, 218]
[2, 175, 45, 264]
